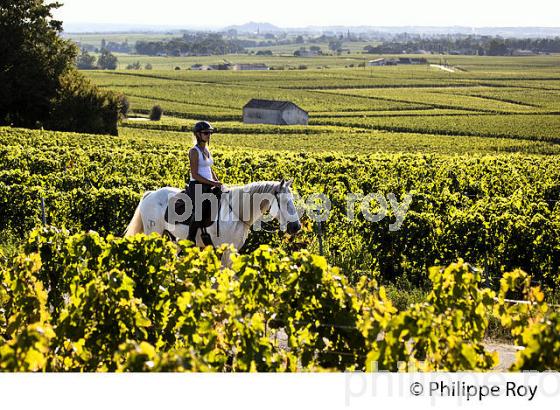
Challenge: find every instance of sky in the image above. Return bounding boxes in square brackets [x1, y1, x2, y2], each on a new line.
[53, 0, 560, 28]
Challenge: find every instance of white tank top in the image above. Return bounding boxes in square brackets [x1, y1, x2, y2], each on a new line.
[190, 145, 215, 182]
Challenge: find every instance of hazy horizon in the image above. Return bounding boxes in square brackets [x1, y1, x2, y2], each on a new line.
[54, 0, 560, 29]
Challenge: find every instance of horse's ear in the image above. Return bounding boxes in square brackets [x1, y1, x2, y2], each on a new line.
[286, 178, 293, 187]
[278, 179, 285, 190]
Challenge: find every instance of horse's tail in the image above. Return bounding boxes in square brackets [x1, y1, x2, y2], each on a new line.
[124, 192, 150, 237]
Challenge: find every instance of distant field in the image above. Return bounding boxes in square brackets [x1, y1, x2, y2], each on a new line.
[119, 122, 560, 155]
[91, 52, 371, 69]
[82, 54, 560, 149]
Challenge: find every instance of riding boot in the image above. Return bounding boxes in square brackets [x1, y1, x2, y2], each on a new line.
[187, 224, 198, 245]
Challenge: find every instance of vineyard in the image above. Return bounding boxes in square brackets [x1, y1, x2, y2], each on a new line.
[2, 126, 560, 285]
[1, 55, 560, 371]
[1, 228, 559, 371]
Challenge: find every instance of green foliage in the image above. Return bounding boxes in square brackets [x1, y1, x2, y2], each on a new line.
[0, 323, 55, 372]
[1, 126, 559, 288]
[135, 32, 246, 56]
[0, 2, 122, 134]
[0, 230, 559, 372]
[365, 261, 498, 371]
[126, 61, 141, 70]
[0, 252, 54, 372]
[0, 0, 77, 127]
[149, 105, 163, 121]
[492, 269, 560, 370]
[54, 268, 151, 371]
[114, 341, 208, 371]
[97, 49, 118, 70]
[117, 94, 130, 118]
[45, 70, 121, 136]
[76, 49, 97, 70]
[512, 312, 560, 370]
[1, 253, 50, 338]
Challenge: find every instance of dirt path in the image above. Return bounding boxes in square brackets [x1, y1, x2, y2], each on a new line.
[484, 340, 523, 371]
[273, 330, 521, 371]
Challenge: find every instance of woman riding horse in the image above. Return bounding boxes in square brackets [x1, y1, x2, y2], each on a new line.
[187, 121, 223, 243]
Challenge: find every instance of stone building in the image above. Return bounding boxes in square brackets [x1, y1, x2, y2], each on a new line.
[242, 99, 308, 125]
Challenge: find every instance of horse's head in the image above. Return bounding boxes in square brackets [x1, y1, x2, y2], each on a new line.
[269, 179, 301, 235]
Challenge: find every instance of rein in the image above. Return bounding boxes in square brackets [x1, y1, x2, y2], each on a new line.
[221, 186, 281, 235]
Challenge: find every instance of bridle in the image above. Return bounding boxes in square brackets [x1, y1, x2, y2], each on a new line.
[225, 187, 282, 231]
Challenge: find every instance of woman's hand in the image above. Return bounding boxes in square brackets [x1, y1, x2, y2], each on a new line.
[212, 181, 223, 189]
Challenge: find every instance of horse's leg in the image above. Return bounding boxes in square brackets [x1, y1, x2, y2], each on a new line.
[221, 248, 234, 269]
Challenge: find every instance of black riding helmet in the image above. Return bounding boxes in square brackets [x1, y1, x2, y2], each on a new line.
[193, 121, 215, 133]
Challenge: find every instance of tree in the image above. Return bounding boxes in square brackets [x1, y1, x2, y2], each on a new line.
[149, 105, 163, 121]
[0, 0, 77, 127]
[309, 45, 322, 54]
[293, 47, 306, 57]
[116, 94, 130, 118]
[487, 39, 509, 56]
[45, 70, 121, 136]
[76, 49, 97, 70]
[97, 49, 118, 69]
[126, 61, 141, 70]
[328, 40, 343, 53]
[0, 1, 123, 134]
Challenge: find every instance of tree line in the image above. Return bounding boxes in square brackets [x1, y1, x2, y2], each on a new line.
[363, 36, 560, 55]
[76, 49, 119, 70]
[135, 33, 248, 56]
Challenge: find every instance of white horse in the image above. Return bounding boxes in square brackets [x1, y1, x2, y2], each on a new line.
[123, 179, 301, 252]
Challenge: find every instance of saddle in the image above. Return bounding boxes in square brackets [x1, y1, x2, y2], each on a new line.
[164, 187, 223, 246]
[163, 189, 196, 226]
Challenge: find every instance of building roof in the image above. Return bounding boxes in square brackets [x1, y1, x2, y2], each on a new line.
[243, 99, 307, 113]
[235, 63, 269, 68]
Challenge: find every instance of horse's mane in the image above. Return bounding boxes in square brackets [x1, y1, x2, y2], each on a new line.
[226, 181, 281, 222]
[228, 181, 280, 195]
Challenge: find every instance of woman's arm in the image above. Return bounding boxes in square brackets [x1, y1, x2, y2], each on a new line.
[189, 149, 219, 186]
[211, 168, 221, 183]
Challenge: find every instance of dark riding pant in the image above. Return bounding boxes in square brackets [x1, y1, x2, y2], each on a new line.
[187, 181, 220, 242]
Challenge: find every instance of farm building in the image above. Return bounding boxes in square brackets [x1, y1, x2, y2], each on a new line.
[512, 49, 537, 56]
[367, 58, 386, 66]
[207, 64, 231, 70]
[367, 58, 398, 66]
[190, 64, 231, 70]
[294, 48, 321, 57]
[233, 63, 269, 70]
[242, 99, 308, 125]
[398, 57, 428, 65]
